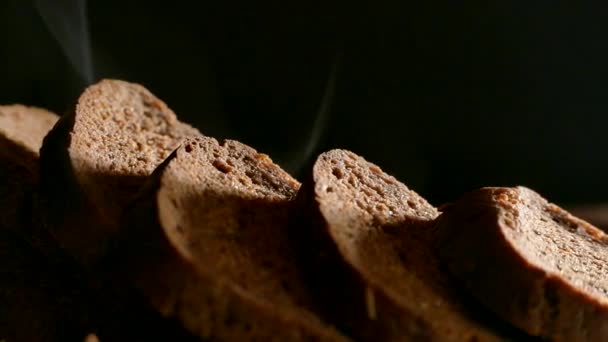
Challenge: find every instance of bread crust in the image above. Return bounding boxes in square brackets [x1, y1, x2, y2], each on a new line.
[436, 187, 608, 341]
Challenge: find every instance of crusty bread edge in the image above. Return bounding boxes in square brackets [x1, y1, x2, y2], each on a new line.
[435, 187, 608, 340]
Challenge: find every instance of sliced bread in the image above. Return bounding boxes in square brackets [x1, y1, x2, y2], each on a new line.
[0, 106, 91, 341]
[110, 136, 348, 341]
[0, 105, 192, 341]
[39, 79, 200, 265]
[0, 105, 58, 233]
[294, 149, 506, 341]
[435, 186, 608, 341]
[0, 104, 59, 156]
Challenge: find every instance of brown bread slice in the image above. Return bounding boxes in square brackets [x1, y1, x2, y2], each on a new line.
[40, 79, 200, 265]
[0, 106, 90, 341]
[0, 105, 58, 232]
[294, 149, 506, 341]
[0, 104, 58, 156]
[110, 136, 349, 341]
[435, 186, 608, 341]
[0, 105, 195, 341]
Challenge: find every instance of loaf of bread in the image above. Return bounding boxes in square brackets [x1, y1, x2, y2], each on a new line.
[435, 186, 608, 341]
[293, 149, 507, 341]
[11, 78, 607, 340]
[108, 136, 348, 341]
[40, 79, 200, 265]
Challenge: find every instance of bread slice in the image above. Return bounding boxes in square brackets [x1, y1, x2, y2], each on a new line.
[0, 105, 58, 233]
[0, 106, 90, 341]
[294, 149, 505, 341]
[435, 186, 608, 341]
[40, 79, 200, 265]
[110, 136, 348, 341]
[0, 104, 195, 341]
[0, 104, 59, 156]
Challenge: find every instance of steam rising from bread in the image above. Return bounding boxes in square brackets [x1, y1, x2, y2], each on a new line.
[285, 49, 342, 174]
[34, 0, 94, 84]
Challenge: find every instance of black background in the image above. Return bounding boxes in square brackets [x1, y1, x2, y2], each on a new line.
[2, 0, 608, 206]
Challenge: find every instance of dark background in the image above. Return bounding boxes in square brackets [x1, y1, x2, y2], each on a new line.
[2, 0, 608, 206]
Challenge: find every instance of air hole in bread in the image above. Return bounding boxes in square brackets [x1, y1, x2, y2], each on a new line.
[184, 144, 193, 153]
[332, 168, 344, 179]
[348, 176, 357, 187]
[326, 186, 334, 193]
[549, 214, 578, 231]
[407, 200, 418, 209]
[212, 159, 232, 174]
[244, 170, 260, 185]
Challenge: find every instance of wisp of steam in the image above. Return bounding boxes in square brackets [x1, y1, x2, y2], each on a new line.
[34, 0, 94, 85]
[285, 49, 343, 174]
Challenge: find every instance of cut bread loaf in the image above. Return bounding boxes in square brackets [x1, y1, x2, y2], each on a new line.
[40, 79, 200, 265]
[110, 136, 348, 341]
[294, 149, 506, 341]
[435, 186, 608, 341]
